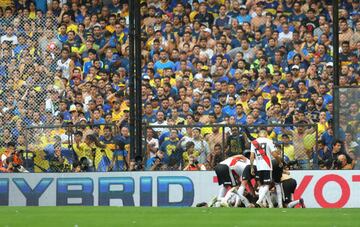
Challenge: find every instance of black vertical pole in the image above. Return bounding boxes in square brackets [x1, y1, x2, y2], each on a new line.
[135, 0, 142, 158]
[128, 0, 136, 160]
[332, 0, 340, 140]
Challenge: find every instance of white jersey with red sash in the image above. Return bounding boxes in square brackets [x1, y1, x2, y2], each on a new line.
[220, 156, 249, 180]
[250, 137, 276, 171]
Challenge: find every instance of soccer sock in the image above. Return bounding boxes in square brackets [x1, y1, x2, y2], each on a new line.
[235, 195, 241, 207]
[238, 185, 245, 196]
[236, 185, 251, 207]
[288, 200, 300, 208]
[275, 183, 283, 208]
[256, 185, 265, 204]
[222, 189, 234, 202]
[258, 185, 269, 205]
[217, 185, 227, 200]
[265, 190, 274, 208]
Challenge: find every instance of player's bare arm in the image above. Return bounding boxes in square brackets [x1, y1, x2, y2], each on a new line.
[250, 152, 255, 175]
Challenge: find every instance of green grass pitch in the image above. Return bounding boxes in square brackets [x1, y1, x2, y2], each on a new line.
[1, 207, 359, 227]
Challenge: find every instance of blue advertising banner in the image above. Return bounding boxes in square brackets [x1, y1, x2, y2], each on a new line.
[1, 171, 360, 208]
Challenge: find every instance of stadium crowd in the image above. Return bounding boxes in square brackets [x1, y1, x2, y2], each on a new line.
[0, 0, 359, 173]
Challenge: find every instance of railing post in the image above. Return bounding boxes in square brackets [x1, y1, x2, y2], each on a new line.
[222, 125, 225, 158]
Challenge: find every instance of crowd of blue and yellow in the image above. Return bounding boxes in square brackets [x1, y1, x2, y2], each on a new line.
[0, 0, 359, 172]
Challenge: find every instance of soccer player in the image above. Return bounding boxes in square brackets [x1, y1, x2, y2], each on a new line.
[277, 172, 305, 208]
[272, 159, 284, 208]
[250, 130, 282, 208]
[213, 154, 252, 207]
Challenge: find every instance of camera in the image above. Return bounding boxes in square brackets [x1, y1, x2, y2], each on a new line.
[285, 160, 298, 170]
[333, 159, 343, 170]
[318, 159, 332, 169]
[190, 160, 199, 166]
[133, 155, 143, 171]
[78, 157, 93, 172]
[6, 156, 29, 173]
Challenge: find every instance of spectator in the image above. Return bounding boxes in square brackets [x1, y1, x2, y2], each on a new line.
[225, 126, 249, 157]
[282, 134, 295, 162]
[207, 143, 223, 170]
[192, 127, 210, 164]
[145, 128, 159, 159]
[110, 140, 129, 171]
[0, 26, 18, 44]
[159, 129, 179, 164]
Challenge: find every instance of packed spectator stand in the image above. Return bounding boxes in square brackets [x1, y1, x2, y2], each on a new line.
[0, 0, 359, 173]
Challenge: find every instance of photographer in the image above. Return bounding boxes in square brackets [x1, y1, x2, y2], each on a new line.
[0, 142, 27, 173]
[331, 140, 354, 170]
[145, 150, 165, 171]
[72, 160, 82, 172]
[19, 149, 35, 173]
[183, 155, 206, 171]
[48, 143, 72, 173]
[334, 154, 353, 170]
[128, 156, 144, 171]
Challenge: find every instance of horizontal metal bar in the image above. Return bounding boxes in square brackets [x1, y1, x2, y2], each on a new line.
[144, 123, 317, 129]
[26, 123, 117, 130]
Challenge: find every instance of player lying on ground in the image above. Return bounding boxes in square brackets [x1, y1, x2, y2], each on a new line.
[212, 154, 255, 208]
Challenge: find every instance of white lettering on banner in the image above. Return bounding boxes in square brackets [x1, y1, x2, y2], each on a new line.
[0, 171, 359, 207]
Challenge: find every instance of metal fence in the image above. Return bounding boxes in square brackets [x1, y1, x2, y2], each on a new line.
[17, 123, 320, 172]
[144, 124, 319, 171]
[24, 123, 120, 173]
[339, 87, 360, 144]
[0, 15, 60, 148]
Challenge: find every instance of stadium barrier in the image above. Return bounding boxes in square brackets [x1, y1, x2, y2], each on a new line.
[144, 123, 319, 170]
[0, 170, 359, 208]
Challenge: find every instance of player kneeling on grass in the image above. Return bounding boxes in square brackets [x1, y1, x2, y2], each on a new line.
[250, 130, 283, 208]
[270, 171, 305, 208]
[211, 154, 254, 208]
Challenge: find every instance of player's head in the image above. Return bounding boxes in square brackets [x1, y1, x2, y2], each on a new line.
[258, 129, 268, 137]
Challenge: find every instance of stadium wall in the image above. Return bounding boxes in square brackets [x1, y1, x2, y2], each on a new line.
[0, 171, 359, 208]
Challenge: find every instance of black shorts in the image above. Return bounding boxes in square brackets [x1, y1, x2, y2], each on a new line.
[272, 160, 283, 184]
[256, 170, 272, 184]
[214, 164, 237, 186]
[282, 178, 297, 203]
[242, 165, 257, 181]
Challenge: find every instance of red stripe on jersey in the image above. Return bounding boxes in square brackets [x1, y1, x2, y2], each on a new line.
[252, 140, 271, 168]
[232, 170, 240, 182]
[229, 157, 242, 167]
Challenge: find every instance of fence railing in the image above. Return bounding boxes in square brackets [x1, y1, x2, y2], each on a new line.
[24, 123, 120, 173]
[144, 123, 319, 171]
[16, 123, 320, 172]
[339, 87, 360, 146]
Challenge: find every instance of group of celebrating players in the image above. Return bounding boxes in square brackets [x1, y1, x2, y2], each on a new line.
[201, 129, 305, 208]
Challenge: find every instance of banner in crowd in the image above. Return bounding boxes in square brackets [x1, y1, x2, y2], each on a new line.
[0, 171, 359, 208]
